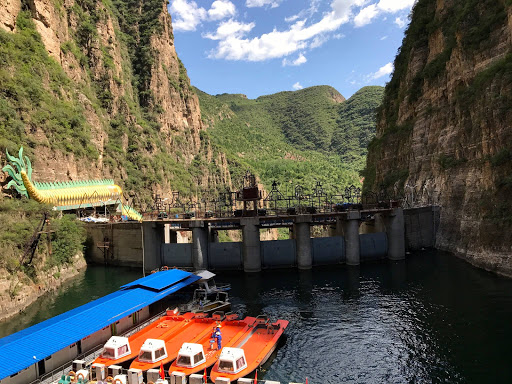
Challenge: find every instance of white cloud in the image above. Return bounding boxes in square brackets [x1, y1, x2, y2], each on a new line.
[354, 4, 379, 27]
[377, 0, 415, 12]
[285, 14, 300, 23]
[208, 0, 236, 21]
[285, 0, 321, 23]
[246, 0, 281, 8]
[368, 62, 393, 80]
[333, 33, 345, 39]
[350, 0, 415, 28]
[394, 16, 407, 28]
[282, 53, 307, 66]
[208, 0, 363, 61]
[169, 0, 236, 31]
[380, 35, 388, 40]
[204, 19, 255, 40]
[310, 35, 328, 49]
[169, 0, 207, 31]
[292, 82, 304, 90]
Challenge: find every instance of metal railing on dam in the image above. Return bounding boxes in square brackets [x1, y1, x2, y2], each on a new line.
[86, 206, 439, 273]
[85, 174, 440, 273]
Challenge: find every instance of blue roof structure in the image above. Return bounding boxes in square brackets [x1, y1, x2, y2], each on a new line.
[121, 268, 191, 291]
[0, 269, 200, 380]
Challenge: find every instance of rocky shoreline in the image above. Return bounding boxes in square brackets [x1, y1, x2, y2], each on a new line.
[0, 254, 87, 322]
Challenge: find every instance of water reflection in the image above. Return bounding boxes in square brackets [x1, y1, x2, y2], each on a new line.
[219, 251, 512, 383]
[2, 252, 512, 383]
[0, 266, 141, 338]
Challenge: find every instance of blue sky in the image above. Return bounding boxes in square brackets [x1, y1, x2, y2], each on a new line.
[167, 0, 415, 99]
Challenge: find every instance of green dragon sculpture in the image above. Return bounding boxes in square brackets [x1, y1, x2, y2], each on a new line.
[2, 147, 142, 221]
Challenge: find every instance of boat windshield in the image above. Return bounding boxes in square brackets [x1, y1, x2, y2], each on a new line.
[139, 350, 154, 362]
[177, 355, 192, 367]
[193, 352, 204, 364]
[117, 344, 129, 357]
[219, 360, 234, 372]
[101, 347, 116, 359]
[236, 357, 246, 370]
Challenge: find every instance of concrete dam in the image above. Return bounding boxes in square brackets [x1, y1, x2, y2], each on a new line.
[86, 206, 440, 272]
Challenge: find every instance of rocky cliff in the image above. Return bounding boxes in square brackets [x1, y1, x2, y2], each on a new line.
[0, 0, 237, 317]
[364, 0, 512, 276]
[0, 0, 231, 204]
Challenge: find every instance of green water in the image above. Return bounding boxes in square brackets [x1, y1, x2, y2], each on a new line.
[2, 251, 512, 383]
[0, 266, 142, 338]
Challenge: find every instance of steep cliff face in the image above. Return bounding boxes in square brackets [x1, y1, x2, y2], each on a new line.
[0, 0, 231, 204]
[365, 0, 512, 276]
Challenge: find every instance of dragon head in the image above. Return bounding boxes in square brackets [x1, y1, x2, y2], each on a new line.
[2, 147, 33, 198]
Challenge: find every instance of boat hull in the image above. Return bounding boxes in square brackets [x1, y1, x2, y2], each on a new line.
[92, 312, 195, 367]
[209, 319, 289, 383]
[168, 317, 257, 377]
[129, 317, 219, 371]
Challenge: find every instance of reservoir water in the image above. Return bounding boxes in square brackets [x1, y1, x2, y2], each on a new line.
[1, 250, 512, 383]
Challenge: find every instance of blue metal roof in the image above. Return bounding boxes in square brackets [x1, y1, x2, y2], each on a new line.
[121, 269, 191, 291]
[0, 270, 200, 380]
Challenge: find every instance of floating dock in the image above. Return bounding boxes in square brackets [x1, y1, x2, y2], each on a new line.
[0, 269, 200, 384]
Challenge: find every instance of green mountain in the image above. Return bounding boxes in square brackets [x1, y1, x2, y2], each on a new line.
[332, 86, 385, 171]
[197, 85, 384, 194]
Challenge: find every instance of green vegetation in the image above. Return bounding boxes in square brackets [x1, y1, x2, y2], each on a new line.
[366, 0, 511, 192]
[197, 86, 383, 193]
[110, 0, 162, 107]
[381, 169, 409, 190]
[332, 86, 384, 170]
[50, 215, 86, 267]
[0, 196, 86, 295]
[380, 0, 510, 127]
[489, 148, 512, 167]
[438, 154, 467, 170]
[0, 11, 97, 159]
[456, 53, 512, 114]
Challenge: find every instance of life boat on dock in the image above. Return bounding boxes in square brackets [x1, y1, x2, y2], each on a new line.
[179, 289, 231, 315]
[209, 316, 289, 383]
[168, 314, 257, 379]
[129, 312, 224, 371]
[92, 311, 195, 367]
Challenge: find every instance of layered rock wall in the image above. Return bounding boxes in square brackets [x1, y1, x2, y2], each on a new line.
[0, 0, 232, 201]
[365, 0, 512, 276]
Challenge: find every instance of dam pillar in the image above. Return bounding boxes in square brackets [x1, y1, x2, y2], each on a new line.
[241, 217, 261, 273]
[343, 211, 361, 266]
[384, 208, 406, 261]
[190, 220, 208, 270]
[142, 221, 164, 272]
[294, 215, 312, 270]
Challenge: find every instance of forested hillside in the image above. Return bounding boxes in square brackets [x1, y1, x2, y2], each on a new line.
[0, 0, 231, 205]
[197, 86, 383, 193]
[0, 0, 229, 313]
[0, 0, 384, 314]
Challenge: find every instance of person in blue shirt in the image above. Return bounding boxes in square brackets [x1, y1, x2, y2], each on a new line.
[212, 326, 222, 350]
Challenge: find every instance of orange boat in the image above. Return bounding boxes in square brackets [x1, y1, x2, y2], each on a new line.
[209, 316, 289, 383]
[168, 315, 257, 380]
[129, 312, 223, 371]
[92, 311, 195, 367]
